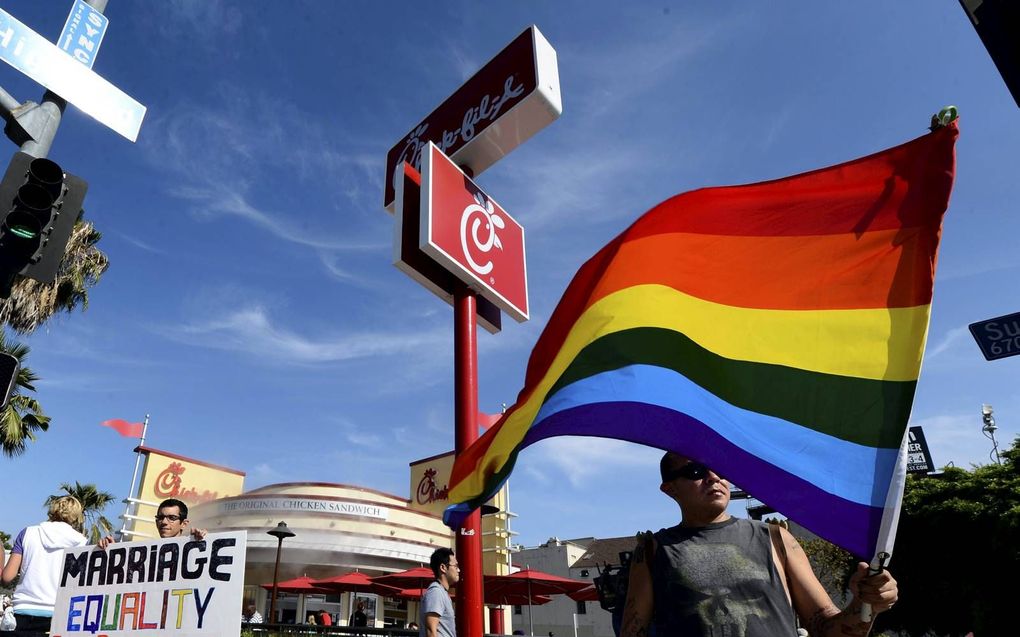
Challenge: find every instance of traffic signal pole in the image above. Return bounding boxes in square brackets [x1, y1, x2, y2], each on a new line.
[0, 2, 105, 296]
[2, 0, 108, 159]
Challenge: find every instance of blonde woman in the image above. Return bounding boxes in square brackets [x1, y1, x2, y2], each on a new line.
[1, 495, 88, 632]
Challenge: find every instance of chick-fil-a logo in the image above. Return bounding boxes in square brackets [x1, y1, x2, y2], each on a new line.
[416, 468, 449, 505]
[390, 75, 525, 196]
[153, 462, 220, 504]
[460, 192, 505, 277]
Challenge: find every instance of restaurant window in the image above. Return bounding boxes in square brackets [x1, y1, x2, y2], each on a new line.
[576, 601, 587, 615]
[513, 605, 522, 615]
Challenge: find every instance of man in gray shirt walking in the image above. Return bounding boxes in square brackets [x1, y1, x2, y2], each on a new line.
[421, 547, 459, 637]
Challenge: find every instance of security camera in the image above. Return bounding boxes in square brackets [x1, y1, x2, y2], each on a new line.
[981, 404, 997, 433]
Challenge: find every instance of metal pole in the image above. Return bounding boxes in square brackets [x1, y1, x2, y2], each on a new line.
[116, 413, 149, 539]
[0, 87, 19, 115]
[527, 578, 533, 637]
[17, 0, 108, 159]
[270, 535, 284, 623]
[454, 287, 484, 637]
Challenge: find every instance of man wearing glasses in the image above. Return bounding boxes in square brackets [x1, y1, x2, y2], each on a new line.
[620, 452, 899, 637]
[152, 498, 207, 540]
[421, 547, 459, 637]
[99, 498, 206, 548]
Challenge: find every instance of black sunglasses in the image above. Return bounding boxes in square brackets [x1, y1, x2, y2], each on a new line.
[155, 514, 182, 522]
[662, 462, 711, 482]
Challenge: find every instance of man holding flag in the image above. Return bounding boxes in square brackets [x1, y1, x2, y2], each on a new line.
[621, 452, 897, 637]
[443, 114, 960, 637]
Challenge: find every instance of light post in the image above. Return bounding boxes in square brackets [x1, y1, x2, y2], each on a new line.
[267, 521, 295, 624]
[981, 404, 1002, 465]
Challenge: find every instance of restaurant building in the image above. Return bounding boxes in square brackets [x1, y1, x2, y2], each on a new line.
[119, 446, 513, 627]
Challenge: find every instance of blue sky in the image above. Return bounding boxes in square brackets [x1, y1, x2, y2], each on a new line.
[1, 1, 1018, 551]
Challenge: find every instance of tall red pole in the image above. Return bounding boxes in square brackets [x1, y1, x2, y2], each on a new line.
[454, 287, 484, 637]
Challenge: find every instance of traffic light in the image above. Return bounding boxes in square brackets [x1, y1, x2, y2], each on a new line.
[0, 152, 87, 297]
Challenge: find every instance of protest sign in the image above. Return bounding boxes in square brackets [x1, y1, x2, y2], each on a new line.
[50, 531, 246, 636]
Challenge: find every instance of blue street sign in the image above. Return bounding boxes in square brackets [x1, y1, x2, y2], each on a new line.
[58, 0, 109, 69]
[0, 8, 145, 142]
[968, 310, 1020, 361]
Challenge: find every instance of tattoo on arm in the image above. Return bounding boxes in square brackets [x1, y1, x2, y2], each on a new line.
[807, 603, 874, 637]
[806, 608, 828, 636]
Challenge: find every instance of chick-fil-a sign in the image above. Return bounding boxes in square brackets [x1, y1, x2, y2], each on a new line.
[420, 142, 528, 322]
[383, 25, 561, 212]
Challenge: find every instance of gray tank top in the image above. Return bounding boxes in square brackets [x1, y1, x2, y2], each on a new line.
[651, 517, 798, 637]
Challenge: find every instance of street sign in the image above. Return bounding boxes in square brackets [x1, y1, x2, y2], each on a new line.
[968, 310, 1020, 360]
[58, 0, 109, 69]
[420, 143, 529, 322]
[393, 161, 502, 334]
[0, 8, 145, 141]
[383, 25, 561, 212]
[907, 426, 935, 474]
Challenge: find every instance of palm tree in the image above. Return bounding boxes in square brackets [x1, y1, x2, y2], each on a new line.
[0, 331, 49, 457]
[0, 219, 109, 333]
[46, 482, 116, 543]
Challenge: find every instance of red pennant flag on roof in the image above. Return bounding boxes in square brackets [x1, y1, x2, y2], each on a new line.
[101, 418, 143, 438]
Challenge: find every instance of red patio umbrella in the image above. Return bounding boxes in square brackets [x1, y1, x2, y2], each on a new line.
[260, 575, 332, 594]
[484, 569, 589, 597]
[311, 572, 400, 596]
[371, 566, 436, 591]
[394, 587, 458, 600]
[567, 585, 600, 603]
[484, 590, 553, 606]
[485, 569, 589, 635]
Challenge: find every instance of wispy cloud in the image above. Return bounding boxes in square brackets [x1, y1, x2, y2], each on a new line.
[520, 437, 661, 488]
[935, 250, 1020, 281]
[146, 0, 243, 47]
[172, 185, 385, 252]
[496, 143, 648, 232]
[141, 95, 385, 266]
[319, 252, 380, 287]
[162, 304, 447, 364]
[116, 233, 166, 254]
[558, 9, 745, 126]
[926, 325, 968, 359]
[249, 462, 287, 485]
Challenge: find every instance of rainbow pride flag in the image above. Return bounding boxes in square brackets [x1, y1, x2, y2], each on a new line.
[445, 122, 958, 560]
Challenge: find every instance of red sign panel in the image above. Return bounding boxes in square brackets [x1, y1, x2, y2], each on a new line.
[383, 25, 561, 212]
[392, 161, 502, 334]
[420, 143, 528, 322]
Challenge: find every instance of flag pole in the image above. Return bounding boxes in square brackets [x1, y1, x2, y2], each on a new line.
[116, 413, 150, 540]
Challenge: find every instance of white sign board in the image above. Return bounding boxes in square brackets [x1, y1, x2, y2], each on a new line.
[50, 531, 246, 637]
[59, 0, 108, 69]
[0, 8, 145, 141]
